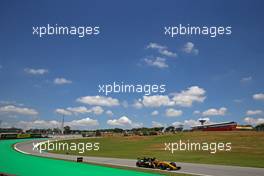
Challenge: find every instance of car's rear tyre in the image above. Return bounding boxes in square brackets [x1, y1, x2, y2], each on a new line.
[159, 164, 166, 170]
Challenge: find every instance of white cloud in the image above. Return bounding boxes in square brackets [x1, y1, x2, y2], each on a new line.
[77, 96, 119, 107]
[172, 122, 184, 127]
[107, 116, 142, 128]
[90, 106, 104, 115]
[202, 107, 227, 116]
[183, 119, 201, 127]
[24, 68, 48, 75]
[144, 57, 168, 69]
[132, 99, 143, 109]
[17, 120, 60, 129]
[244, 117, 264, 125]
[147, 43, 177, 57]
[193, 110, 201, 115]
[134, 86, 205, 108]
[0, 122, 12, 128]
[172, 86, 206, 107]
[165, 108, 183, 117]
[54, 78, 72, 85]
[182, 42, 199, 55]
[246, 110, 263, 116]
[107, 116, 132, 126]
[253, 93, 264, 101]
[151, 110, 159, 116]
[131, 122, 143, 128]
[16, 117, 98, 130]
[159, 49, 177, 57]
[152, 121, 165, 127]
[142, 95, 173, 107]
[55, 108, 72, 116]
[0, 105, 38, 116]
[55, 106, 104, 116]
[65, 117, 99, 127]
[147, 43, 166, 50]
[66, 106, 89, 114]
[241, 76, 252, 83]
[172, 118, 212, 129]
[0, 101, 24, 106]
[106, 110, 113, 116]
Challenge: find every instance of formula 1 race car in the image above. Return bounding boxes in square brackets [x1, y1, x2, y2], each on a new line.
[136, 157, 181, 170]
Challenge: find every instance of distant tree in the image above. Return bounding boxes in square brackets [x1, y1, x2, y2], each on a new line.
[175, 125, 184, 132]
[113, 128, 123, 133]
[53, 128, 61, 134]
[255, 123, 264, 131]
[149, 131, 158, 135]
[142, 131, 149, 136]
[152, 127, 164, 132]
[95, 130, 102, 136]
[165, 126, 175, 132]
[64, 126, 71, 134]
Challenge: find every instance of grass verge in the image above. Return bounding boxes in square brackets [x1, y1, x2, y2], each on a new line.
[50, 131, 264, 168]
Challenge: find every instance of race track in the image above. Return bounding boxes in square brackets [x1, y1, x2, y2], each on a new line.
[0, 139, 159, 176]
[14, 139, 264, 176]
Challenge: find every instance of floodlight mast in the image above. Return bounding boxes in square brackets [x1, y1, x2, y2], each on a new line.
[199, 119, 206, 125]
[61, 115, 64, 135]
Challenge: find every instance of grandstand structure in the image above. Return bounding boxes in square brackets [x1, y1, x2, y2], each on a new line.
[192, 121, 238, 131]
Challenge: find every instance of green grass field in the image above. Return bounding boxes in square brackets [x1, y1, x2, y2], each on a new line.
[50, 131, 264, 168]
[0, 139, 163, 176]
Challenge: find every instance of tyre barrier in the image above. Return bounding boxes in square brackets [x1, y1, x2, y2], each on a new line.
[77, 157, 83, 162]
[0, 172, 16, 176]
[0, 133, 42, 139]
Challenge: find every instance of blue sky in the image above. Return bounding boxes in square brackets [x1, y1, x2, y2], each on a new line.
[0, 0, 264, 130]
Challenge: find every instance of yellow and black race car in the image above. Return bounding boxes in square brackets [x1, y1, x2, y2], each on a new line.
[136, 157, 181, 170]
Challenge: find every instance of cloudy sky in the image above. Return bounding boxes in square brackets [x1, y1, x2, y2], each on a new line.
[0, 0, 264, 130]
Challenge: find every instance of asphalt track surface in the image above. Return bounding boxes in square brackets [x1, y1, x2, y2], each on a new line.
[13, 139, 264, 176]
[0, 139, 159, 176]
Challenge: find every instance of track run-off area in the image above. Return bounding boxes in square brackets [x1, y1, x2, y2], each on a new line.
[0, 139, 159, 176]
